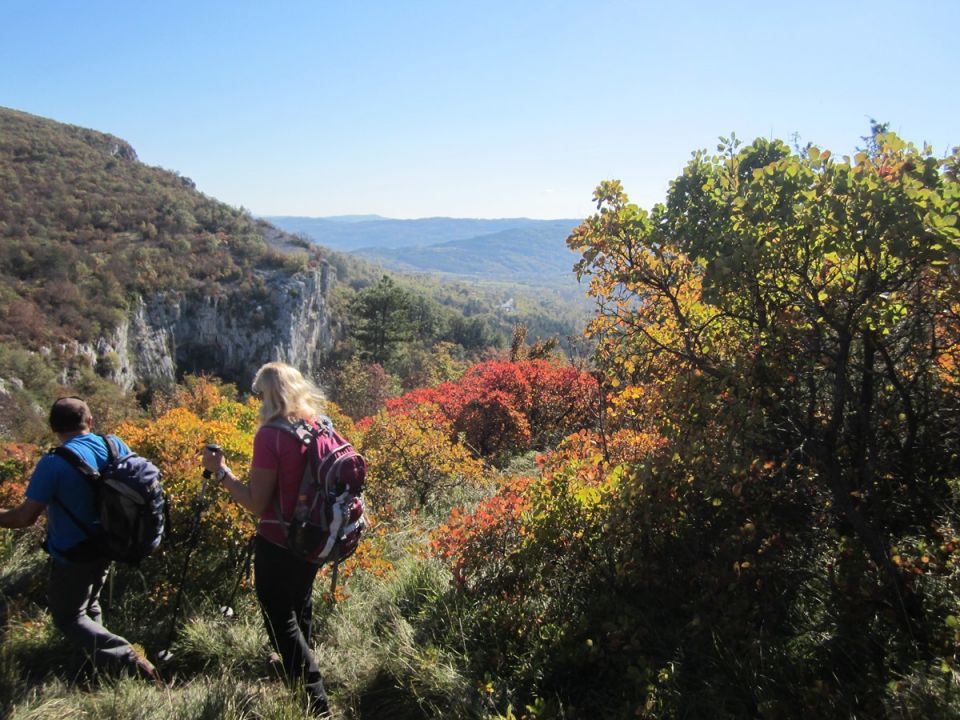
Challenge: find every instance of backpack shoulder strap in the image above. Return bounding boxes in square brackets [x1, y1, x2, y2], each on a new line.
[51, 445, 100, 480]
[47, 445, 99, 540]
[100, 434, 120, 463]
[265, 419, 319, 446]
[262, 419, 319, 526]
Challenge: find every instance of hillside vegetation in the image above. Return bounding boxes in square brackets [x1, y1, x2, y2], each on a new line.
[0, 106, 308, 347]
[0, 107, 587, 441]
[0, 107, 323, 435]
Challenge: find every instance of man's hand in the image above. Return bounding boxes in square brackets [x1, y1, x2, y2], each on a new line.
[0, 498, 45, 529]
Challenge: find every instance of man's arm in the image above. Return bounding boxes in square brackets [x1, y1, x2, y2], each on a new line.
[0, 498, 46, 529]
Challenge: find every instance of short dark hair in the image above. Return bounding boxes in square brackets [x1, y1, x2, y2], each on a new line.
[49, 397, 91, 433]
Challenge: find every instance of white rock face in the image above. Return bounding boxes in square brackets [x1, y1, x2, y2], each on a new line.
[83, 263, 339, 389]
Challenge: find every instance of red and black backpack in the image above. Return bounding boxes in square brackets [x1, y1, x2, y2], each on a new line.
[260, 417, 366, 565]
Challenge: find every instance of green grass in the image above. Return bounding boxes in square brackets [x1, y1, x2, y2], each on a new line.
[0, 511, 492, 720]
[3, 675, 309, 720]
[321, 553, 477, 719]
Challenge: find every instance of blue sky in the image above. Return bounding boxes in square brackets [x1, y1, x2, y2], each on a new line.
[2, 0, 957, 219]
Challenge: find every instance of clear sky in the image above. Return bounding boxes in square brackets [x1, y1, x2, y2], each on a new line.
[2, 0, 958, 220]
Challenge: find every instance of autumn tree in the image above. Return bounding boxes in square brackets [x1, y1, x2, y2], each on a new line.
[360, 403, 485, 512]
[425, 132, 959, 719]
[384, 358, 598, 459]
[559, 131, 960, 714]
[333, 355, 399, 420]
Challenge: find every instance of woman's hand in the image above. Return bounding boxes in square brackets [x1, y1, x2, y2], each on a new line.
[201, 445, 227, 477]
[199, 444, 276, 517]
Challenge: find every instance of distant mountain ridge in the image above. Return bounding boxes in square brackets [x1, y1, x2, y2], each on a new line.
[265, 215, 584, 287]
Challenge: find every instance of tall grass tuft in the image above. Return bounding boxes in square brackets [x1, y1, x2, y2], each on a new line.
[317, 541, 479, 718]
[4, 675, 310, 720]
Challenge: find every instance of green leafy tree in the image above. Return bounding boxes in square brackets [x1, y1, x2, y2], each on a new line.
[350, 274, 415, 365]
[392, 341, 467, 391]
[447, 314, 498, 352]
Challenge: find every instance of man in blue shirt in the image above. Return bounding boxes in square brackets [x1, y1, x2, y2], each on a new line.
[0, 397, 161, 687]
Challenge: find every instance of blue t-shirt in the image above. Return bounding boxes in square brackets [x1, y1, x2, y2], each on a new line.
[25, 433, 130, 562]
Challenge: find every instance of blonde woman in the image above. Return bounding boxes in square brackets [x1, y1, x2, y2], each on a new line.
[202, 362, 333, 718]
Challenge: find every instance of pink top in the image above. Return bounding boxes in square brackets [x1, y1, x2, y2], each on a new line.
[253, 422, 312, 547]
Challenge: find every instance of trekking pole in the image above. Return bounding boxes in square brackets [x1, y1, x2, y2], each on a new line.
[219, 533, 255, 619]
[329, 560, 340, 599]
[157, 444, 218, 663]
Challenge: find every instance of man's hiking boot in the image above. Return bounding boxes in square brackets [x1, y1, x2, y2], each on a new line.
[131, 649, 164, 689]
[266, 651, 284, 677]
[308, 691, 333, 719]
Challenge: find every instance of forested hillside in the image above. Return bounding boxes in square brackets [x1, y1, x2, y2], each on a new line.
[352, 224, 582, 285]
[0, 107, 317, 436]
[0, 106, 308, 347]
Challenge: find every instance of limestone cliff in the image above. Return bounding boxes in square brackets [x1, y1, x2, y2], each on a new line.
[85, 262, 339, 390]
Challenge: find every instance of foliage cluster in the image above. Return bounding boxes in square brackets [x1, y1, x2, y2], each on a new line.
[358, 403, 487, 514]
[346, 356, 595, 520]
[424, 130, 960, 717]
[329, 268, 594, 423]
[382, 358, 598, 460]
[0, 442, 35, 508]
[329, 273, 504, 420]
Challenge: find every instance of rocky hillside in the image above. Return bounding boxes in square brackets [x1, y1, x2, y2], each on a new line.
[0, 106, 339, 404]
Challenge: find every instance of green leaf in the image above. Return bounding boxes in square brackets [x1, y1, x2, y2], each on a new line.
[575, 486, 601, 506]
[946, 615, 959, 628]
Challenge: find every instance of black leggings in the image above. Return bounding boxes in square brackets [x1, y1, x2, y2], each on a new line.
[254, 535, 329, 713]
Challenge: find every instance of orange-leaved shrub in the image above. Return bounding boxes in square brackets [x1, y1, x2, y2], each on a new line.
[0, 442, 39, 508]
[118, 384, 257, 609]
[428, 426, 665, 708]
[358, 402, 485, 513]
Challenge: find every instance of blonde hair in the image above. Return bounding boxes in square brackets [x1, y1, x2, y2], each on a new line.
[252, 362, 326, 426]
